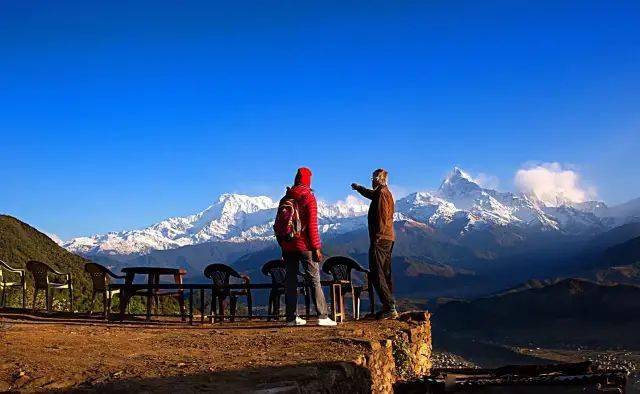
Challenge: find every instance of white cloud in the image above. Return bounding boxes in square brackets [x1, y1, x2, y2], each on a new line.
[389, 184, 410, 199]
[335, 194, 368, 208]
[473, 173, 500, 190]
[514, 162, 596, 206]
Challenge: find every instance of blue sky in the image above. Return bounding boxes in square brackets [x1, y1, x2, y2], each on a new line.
[1, 1, 639, 239]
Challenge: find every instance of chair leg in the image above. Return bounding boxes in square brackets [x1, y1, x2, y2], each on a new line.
[1, 286, 6, 308]
[274, 294, 281, 320]
[22, 283, 27, 309]
[218, 296, 225, 323]
[355, 295, 361, 320]
[102, 292, 108, 318]
[32, 288, 39, 311]
[107, 292, 113, 320]
[214, 290, 216, 324]
[230, 296, 237, 322]
[247, 292, 252, 319]
[68, 285, 74, 313]
[200, 289, 205, 324]
[351, 289, 356, 320]
[88, 292, 97, 316]
[267, 292, 273, 321]
[45, 288, 51, 312]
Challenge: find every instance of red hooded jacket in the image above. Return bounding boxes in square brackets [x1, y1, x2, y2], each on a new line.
[279, 168, 322, 253]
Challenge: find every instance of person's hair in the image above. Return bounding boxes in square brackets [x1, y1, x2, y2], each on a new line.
[373, 168, 388, 186]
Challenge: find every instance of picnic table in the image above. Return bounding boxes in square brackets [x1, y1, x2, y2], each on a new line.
[119, 267, 186, 321]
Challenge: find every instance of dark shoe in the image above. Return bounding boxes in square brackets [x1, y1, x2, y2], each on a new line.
[378, 309, 399, 320]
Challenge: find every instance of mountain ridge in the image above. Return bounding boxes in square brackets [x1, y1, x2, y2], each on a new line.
[63, 168, 640, 258]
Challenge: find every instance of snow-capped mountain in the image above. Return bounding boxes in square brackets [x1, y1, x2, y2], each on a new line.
[63, 167, 640, 257]
[64, 193, 368, 256]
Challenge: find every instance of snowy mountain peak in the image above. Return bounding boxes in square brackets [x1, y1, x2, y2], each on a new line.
[438, 167, 482, 198]
[318, 195, 369, 219]
[214, 193, 275, 209]
[448, 167, 474, 182]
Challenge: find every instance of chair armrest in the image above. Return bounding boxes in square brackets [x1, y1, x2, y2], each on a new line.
[352, 261, 370, 273]
[51, 269, 72, 284]
[0, 260, 24, 274]
[106, 268, 126, 279]
[48, 265, 68, 276]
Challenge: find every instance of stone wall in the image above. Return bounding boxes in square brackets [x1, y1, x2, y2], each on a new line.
[320, 311, 432, 394]
[251, 311, 432, 394]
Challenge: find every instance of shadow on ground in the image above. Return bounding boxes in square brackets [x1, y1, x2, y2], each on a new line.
[56, 362, 371, 393]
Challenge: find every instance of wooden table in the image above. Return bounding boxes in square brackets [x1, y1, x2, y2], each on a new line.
[119, 267, 186, 321]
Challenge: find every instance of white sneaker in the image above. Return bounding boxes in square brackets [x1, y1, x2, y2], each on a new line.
[318, 317, 337, 327]
[286, 316, 307, 326]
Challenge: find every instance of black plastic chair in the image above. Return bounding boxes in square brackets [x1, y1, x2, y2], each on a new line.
[322, 256, 371, 320]
[261, 259, 310, 321]
[85, 262, 125, 318]
[204, 263, 252, 322]
[0, 259, 26, 308]
[25, 260, 73, 312]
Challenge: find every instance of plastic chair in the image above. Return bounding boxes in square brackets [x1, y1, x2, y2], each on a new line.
[204, 263, 252, 322]
[25, 260, 73, 312]
[85, 262, 125, 318]
[261, 259, 310, 320]
[0, 259, 26, 308]
[322, 256, 371, 320]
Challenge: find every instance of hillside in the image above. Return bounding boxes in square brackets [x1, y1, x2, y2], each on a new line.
[0, 215, 91, 308]
[603, 236, 640, 267]
[434, 278, 640, 348]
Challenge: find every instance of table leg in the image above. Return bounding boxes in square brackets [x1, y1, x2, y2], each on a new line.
[146, 274, 155, 321]
[120, 272, 135, 321]
[189, 288, 193, 325]
[146, 295, 152, 321]
[174, 272, 186, 322]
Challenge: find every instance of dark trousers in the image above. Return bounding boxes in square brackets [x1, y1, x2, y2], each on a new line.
[369, 239, 395, 311]
[283, 251, 328, 321]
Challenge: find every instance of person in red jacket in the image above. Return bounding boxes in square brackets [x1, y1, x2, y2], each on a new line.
[279, 167, 336, 326]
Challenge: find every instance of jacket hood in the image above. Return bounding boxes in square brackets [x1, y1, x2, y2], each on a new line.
[294, 167, 312, 187]
[286, 184, 312, 199]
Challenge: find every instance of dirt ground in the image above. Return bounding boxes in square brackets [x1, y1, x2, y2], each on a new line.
[0, 311, 408, 393]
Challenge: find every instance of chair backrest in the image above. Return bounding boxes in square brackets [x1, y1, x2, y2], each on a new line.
[261, 259, 286, 285]
[322, 256, 365, 282]
[26, 260, 52, 288]
[203, 263, 241, 287]
[85, 262, 110, 292]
